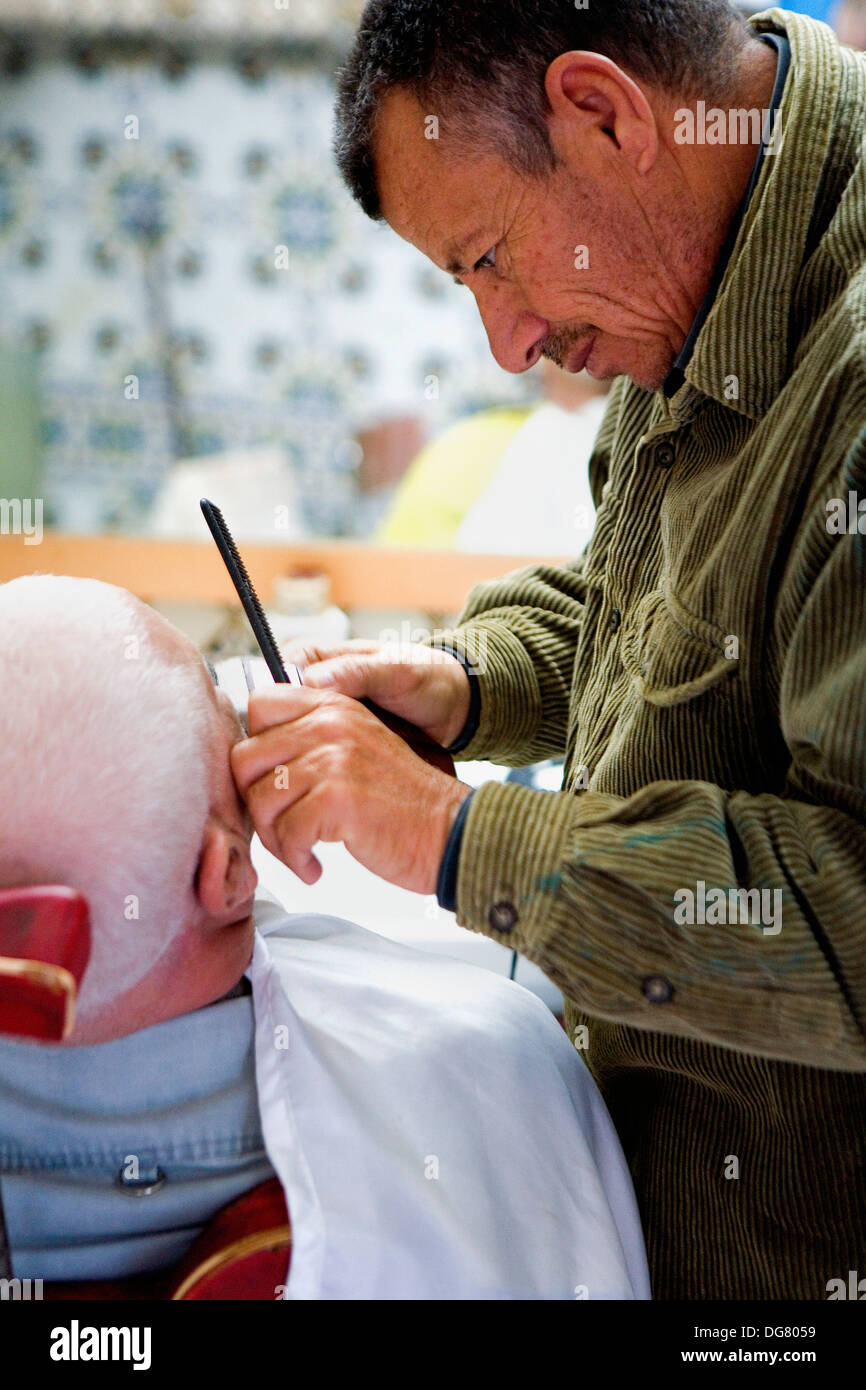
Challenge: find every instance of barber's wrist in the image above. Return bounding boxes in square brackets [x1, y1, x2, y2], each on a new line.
[436, 786, 476, 912]
[428, 645, 482, 754]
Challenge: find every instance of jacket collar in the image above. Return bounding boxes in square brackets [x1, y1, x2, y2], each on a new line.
[663, 9, 844, 423]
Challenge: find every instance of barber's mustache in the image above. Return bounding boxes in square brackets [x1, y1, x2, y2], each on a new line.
[540, 328, 594, 369]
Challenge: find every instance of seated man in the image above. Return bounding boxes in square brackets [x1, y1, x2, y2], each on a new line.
[0, 574, 650, 1299]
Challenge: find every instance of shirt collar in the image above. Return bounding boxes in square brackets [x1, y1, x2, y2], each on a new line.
[660, 10, 843, 420]
[662, 31, 790, 400]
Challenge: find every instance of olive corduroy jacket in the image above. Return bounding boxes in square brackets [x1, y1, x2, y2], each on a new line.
[425, 9, 866, 1299]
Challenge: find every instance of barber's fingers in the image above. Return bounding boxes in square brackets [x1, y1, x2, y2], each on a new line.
[232, 694, 379, 794]
[271, 817, 323, 885]
[301, 649, 423, 708]
[243, 762, 328, 886]
[282, 638, 385, 672]
[298, 644, 469, 749]
[232, 718, 307, 792]
[242, 686, 357, 741]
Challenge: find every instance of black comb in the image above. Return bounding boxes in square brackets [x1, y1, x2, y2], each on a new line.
[199, 497, 457, 778]
[200, 498, 294, 685]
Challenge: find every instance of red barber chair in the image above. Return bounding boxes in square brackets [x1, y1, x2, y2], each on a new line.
[0, 885, 291, 1300]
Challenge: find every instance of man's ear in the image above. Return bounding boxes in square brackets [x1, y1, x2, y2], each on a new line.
[195, 818, 258, 924]
[544, 51, 658, 176]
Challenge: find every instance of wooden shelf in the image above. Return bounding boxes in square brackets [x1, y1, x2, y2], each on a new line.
[0, 533, 570, 614]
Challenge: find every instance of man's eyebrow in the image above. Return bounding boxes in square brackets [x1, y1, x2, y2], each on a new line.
[444, 227, 486, 277]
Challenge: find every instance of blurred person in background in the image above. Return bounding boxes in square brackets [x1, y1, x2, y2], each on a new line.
[833, 0, 866, 48]
[379, 361, 608, 554]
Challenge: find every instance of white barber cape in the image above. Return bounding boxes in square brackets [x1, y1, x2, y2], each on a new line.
[247, 895, 651, 1300]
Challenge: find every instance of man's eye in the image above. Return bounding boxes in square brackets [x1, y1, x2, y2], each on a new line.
[474, 247, 497, 271]
[451, 246, 497, 286]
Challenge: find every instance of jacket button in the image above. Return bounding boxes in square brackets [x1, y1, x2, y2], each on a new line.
[655, 442, 675, 468]
[489, 901, 518, 933]
[642, 975, 674, 1004]
[608, 608, 622, 633]
[116, 1164, 167, 1197]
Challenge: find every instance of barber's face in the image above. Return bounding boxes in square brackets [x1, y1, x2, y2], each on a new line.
[374, 82, 702, 393]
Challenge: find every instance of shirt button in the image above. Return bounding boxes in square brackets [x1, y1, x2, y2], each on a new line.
[642, 975, 674, 1004]
[116, 1165, 167, 1197]
[608, 608, 622, 633]
[489, 901, 518, 933]
[655, 442, 676, 468]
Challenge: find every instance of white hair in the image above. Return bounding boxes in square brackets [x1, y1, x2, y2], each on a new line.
[0, 575, 214, 1020]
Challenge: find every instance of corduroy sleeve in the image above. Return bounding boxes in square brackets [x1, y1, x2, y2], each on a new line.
[450, 428, 866, 1073]
[422, 559, 588, 767]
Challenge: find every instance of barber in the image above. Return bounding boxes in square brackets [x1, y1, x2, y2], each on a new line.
[231, 1, 866, 1300]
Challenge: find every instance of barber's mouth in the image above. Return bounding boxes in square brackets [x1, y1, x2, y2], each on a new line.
[566, 338, 596, 374]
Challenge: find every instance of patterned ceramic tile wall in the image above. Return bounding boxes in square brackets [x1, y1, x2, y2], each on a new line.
[0, 16, 533, 535]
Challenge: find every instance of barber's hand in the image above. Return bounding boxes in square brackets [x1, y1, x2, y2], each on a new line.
[282, 639, 472, 752]
[230, 686, 473, 894]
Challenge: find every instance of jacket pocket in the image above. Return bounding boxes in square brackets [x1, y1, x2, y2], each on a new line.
[619, 581, 738, 707]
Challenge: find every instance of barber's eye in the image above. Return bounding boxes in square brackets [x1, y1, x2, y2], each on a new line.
[474, 247, 497, 271]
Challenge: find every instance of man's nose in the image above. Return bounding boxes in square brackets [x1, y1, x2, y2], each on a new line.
[473, 284, 549, 374]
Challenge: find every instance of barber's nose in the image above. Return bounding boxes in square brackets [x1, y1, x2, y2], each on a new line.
[473, 286, 548, 374]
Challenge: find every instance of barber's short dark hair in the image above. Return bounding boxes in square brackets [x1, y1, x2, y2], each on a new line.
[335, 0, 748, 219]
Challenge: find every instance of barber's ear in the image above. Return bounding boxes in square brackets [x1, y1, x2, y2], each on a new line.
[544, 52, 657, 175]
[195, 819, 258, 923]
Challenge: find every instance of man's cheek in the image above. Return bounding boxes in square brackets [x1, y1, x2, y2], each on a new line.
[219, 691, 246, 739]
